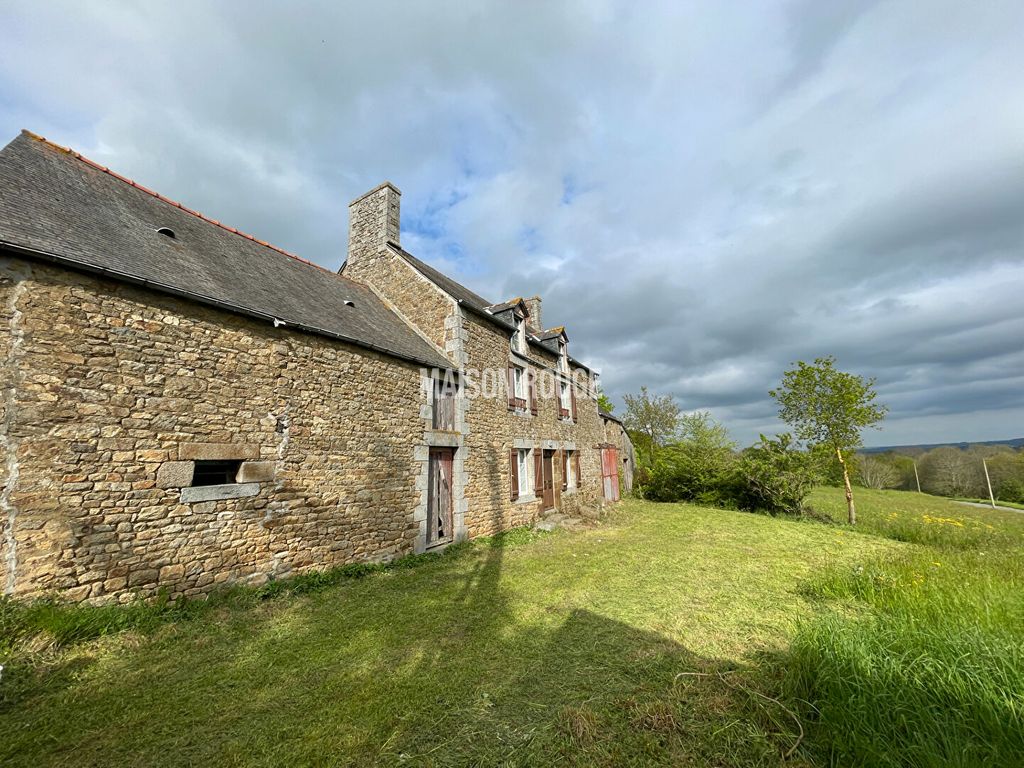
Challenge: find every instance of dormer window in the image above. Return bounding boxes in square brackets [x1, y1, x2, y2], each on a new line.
[511, 313, 527, 353]
[559, 340, 569, 372]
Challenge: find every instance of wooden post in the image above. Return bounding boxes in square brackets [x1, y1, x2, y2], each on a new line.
[983, 458, 996, 508]
[913, 460, 921, 493]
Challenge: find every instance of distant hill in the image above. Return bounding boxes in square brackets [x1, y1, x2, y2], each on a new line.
[862, 437, 1024, 454]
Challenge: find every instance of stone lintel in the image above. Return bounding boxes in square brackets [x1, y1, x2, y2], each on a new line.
[179, 442, 260, 461]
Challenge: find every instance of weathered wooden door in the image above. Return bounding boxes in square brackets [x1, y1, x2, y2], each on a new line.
[541, 450, 555, 510]
[601, 446, 620, 501]
[427, 447, 454, 545]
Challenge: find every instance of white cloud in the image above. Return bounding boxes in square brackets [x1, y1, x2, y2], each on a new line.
[1, 0, 1022, 444]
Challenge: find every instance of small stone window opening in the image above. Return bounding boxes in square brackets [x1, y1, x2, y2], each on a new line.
[191, 459, 242, 486]
[156, 227, 176, 239]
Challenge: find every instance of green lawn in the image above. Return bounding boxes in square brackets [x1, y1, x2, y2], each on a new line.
[1, 489, 1021, 766]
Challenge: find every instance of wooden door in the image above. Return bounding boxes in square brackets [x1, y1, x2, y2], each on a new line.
[601, 446, 620, 501]
[427, 447, 454, 545]
[541, 450, 555, 510]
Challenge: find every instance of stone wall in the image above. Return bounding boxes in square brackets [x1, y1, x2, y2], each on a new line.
[343, 245, 455, 357]
[460, 311, 606, 536]
[0, 256, 429, 602]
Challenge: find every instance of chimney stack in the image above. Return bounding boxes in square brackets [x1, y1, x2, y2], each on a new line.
[346, 181, 400, 271]
[524, 296, 542, 332]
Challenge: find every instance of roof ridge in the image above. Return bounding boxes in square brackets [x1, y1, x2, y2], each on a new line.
[21, 129, 335, 276]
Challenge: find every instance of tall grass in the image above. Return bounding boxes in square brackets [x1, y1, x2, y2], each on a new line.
[786, 489, 1024, 766]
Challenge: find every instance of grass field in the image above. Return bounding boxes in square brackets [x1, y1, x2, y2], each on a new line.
[1, 489, 1021, 766]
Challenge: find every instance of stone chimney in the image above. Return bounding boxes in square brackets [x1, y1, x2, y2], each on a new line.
[524, 296, 543, 332]
[346, 181, 401, 271]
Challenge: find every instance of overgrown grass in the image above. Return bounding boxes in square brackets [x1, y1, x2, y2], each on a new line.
[807, 486, 1024, 549]
[784, 488, 1024, 766]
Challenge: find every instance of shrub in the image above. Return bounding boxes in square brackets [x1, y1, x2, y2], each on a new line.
[642, 412, 736, 505]
[733, 434, 816, 515]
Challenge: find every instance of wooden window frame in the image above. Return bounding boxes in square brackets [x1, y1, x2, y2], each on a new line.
[507, 363, 527, 412]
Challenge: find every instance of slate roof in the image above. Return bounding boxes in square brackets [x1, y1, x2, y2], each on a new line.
[599, 410, 623, 425]
[386, 242, 593, 373]
[0, 131, 450, 369]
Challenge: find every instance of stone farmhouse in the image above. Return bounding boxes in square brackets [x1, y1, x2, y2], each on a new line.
[0, 130, 632, 602]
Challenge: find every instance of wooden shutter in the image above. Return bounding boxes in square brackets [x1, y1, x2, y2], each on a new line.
[528, 368, 538, 415]
[533, 449, 543, 496]
[510, 448, 519, 501]
[561, 450, 568, 491]
[574, 451, 581, 488]
[506, 364, 516, 410]
[570, 385, 578, 422]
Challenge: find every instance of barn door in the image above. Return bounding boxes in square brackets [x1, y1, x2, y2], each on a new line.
[601, 446, 620, 501]
[427, 447, 454, 545]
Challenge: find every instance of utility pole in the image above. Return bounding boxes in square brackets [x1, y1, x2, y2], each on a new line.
[913, 460, 921, 493]
[983, 458, 996, 508]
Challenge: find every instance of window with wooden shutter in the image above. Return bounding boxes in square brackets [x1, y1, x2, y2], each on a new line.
[533, 448, 543, 495]
[509, 447, 519, 501]
[570, 385, 578, 422]
[559, 382, 570, 419]
[528, 368, 538, 415]
[561, 450, 568, 491]
[574, 451, 581, 488]
[507, 365, 516, 410]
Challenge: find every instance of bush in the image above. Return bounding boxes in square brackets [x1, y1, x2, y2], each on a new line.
[642, 412, 736, 505]
[733, 434, 817, 515]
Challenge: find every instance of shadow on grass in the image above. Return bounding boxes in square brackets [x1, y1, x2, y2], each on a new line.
[0, 538, 798, 767]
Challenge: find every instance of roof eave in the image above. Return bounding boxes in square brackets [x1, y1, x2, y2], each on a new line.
[1, 240, 453, 371]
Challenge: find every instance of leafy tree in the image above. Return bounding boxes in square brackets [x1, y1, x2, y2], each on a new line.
[987, 450, 1024, 503]
[770, 356, 887, 524]
[622, 386, 680, 456]
[596, 388, 616, 414]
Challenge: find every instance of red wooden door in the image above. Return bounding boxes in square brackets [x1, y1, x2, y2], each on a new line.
[427, 448, 454, 545]
[541, 450, 555, 510]
[601, 447, 620, 501]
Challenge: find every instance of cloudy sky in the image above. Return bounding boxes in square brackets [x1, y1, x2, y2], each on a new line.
[2, 1, 1022, 446]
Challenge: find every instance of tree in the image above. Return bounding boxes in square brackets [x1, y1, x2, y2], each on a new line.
[769, 356, 888, 524]
[858, 454, 900, 490]
[918, 446, 979, 498]
[622, 386, 680, 454]
[596, 388, 616, 414]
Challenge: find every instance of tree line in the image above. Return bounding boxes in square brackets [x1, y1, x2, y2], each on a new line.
[856, 446, 1024, 504]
